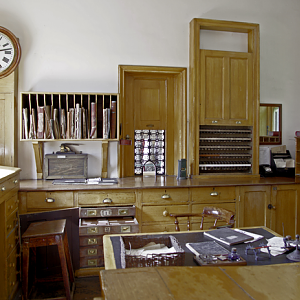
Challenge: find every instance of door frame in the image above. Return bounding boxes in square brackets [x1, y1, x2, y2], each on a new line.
[118, 65, 187, 178]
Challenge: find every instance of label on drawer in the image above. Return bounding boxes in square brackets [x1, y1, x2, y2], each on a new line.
[100, 209, 112, 217]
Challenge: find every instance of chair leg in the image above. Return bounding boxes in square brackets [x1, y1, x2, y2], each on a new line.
[174, 217, 180, 231]
[22, 242, 30, 300]
[57, 235, 72, 300]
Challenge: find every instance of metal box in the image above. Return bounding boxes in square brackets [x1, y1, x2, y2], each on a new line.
[44, 153, 88, 179]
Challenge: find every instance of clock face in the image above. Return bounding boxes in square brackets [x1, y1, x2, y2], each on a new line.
[0, 32, 15, 72]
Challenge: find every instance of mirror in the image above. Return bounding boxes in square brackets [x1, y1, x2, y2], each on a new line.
[259, 104, 282, 145]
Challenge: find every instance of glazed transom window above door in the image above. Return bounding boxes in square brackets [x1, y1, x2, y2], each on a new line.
[118, 65, 187, 178]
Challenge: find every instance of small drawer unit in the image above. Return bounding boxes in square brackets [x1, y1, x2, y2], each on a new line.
[78, 205, 138, 268]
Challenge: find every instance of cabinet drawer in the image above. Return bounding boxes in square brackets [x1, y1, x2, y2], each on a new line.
[6, 193, 19, 218]
[0, 174, 19, 199]
[26, 192, 73, 209]
[78, 191, 136, 206]
[142, 204, 189, 223]
[142, 188, 189, 204]
[80, 206, 136, 218]
[79, 246, 103, 257]
[79, 236, 103, 247]
[80, 256, 104, 268]
[6, 227, 19, 256]
[141, 224, 179, 233]
[79, 217, 139, 235]
[6, 247, 19, 297]
[6, 210, 18, 236]
[191, 187, 236, 203]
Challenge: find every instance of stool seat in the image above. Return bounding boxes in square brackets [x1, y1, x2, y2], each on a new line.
[22, 219, 66, 238]
[22, 219, 75, 300]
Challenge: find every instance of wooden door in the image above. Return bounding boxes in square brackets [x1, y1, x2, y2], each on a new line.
[270, 185, 300, 237]
[200, 50, 253, 126]
[237, 186, 271, 228]
[0, 71, 18, 167]
[119, 66, 187, 177]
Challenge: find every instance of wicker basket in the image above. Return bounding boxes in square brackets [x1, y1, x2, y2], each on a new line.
[120, 235, 185, 268]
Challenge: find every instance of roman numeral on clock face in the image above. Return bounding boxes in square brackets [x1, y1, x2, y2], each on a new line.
[2, 57, 9, 63]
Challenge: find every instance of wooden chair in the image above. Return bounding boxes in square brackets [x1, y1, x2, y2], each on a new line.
[22, 219, 75, 300]
[169, 206, 235, 231]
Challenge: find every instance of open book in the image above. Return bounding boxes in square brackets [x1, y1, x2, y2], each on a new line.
[204, 228, 254, 246]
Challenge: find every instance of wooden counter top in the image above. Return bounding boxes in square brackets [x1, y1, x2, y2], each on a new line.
[19, 176, 299, 192]
[0, 166, 21, 182]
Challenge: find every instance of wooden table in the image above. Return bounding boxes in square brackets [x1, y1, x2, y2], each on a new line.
[100, 263, 300, 300]
[102, 226, 282, 270]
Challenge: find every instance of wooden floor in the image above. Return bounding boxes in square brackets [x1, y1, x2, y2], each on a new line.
[13, 276, 102, 300]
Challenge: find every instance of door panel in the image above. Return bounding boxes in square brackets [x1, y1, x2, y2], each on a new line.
[120, 66, 187, 177]
[134, 79, 166, 130]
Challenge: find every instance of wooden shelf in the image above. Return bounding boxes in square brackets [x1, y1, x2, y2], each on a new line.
[20, 92, 119, 141]
[20, 92, 119, 179]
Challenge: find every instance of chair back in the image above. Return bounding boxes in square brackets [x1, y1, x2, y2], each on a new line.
[169, 207, 235, 231]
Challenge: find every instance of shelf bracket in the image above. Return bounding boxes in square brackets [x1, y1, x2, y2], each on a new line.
[102, 141, 108, 178]
[32, 141, 44, 179]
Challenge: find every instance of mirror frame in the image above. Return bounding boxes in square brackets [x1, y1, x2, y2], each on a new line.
[259, 103, 282, 145]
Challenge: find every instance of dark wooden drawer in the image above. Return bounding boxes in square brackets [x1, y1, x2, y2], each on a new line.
[80, 256, 104, 268]
[79, 236, 103, 247]
[79, 217, 139, 235]
[79, 246, 103, 258]
[80, 206, 136, 218]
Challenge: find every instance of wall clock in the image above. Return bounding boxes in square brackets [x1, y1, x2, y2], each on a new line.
[0, 26, 21, 79]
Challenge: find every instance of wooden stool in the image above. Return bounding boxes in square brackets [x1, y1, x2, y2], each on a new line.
[22, 219, 75, 300]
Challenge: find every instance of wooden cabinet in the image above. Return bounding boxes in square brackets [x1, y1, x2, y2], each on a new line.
[237, 185, 271, 228]
[237, 184, 300, 237]
[189, 18, 260, 177]
[191, 187, 236, 230]
[200, 50, 253, 126]
[0, 167, 20, 300]
[296, 137, 300, 177]
[141, 188, 189, 232]
[0, 72, 18, 167]
[270, 184, 300, 237]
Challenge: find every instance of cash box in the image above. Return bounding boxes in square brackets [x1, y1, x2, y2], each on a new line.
[44, 153, 88, 179]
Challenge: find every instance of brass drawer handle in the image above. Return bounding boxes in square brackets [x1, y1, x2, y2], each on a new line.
[1, 186, 6, 191]
[121, 226, 131, 233]
[163, 210, 169, 217]
[87, 259, 97, 266]
[45, 198, 55, 203]
[88, 249, 98, 255]
[210, 192, 218, 196]
[103, 198, 112, 204]
[161, 194, 170, 199]
[87, 210, 97, 216]
[87, 227, 98, 234]
[212, 120, 218, 124]
[236, 121, 242, 124]
[88, 238, 98, 245]
[13, 179, 18, 184]
[118, 209, 128, 215]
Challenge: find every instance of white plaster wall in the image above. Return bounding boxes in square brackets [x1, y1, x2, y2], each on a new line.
[2, 0, 300, 179]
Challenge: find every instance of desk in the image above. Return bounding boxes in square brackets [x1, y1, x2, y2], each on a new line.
[100, 264, 300, 300]
[103, 226, 283, 270]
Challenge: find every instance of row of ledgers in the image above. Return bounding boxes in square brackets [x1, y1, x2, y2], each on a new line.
[20, 92, 119, 141]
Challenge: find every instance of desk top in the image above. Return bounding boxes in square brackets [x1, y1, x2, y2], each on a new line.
[19, 176, 300, 192]
[100, 263, 300, 300]
[103, 227, 286, 270]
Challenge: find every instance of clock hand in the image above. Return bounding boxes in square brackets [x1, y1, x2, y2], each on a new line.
[0, 48, 12, 51]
